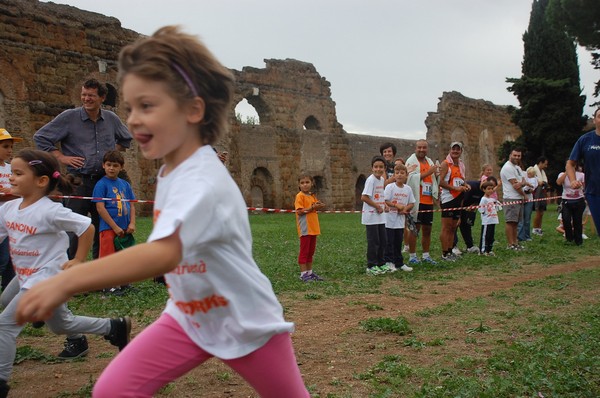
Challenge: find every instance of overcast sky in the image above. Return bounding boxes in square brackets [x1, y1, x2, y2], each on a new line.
[46, 0, 598, 140]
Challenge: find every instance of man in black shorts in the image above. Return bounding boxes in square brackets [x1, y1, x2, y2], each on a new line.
[439, 142, 470, 261]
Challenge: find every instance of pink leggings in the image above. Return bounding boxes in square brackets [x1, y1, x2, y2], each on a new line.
[94, 314, 309, 398]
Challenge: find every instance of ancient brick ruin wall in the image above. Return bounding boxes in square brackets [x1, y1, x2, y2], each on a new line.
[425, 91, 522, 179]
[0, 0, 152, 207]
[228, 59, 356, 209]
[0, 0, 523, 213]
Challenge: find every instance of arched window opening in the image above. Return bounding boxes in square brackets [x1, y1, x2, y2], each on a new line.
[104, 83, 117, 107]
[235, 98, 260, 125]
[303, 115, 321, 130]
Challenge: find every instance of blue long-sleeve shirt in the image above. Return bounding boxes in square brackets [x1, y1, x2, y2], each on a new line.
[34, 107, 132, 175]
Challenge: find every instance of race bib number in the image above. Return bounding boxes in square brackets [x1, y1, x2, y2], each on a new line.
[453, 178, 465, 188]
[421, 181, 432, 196]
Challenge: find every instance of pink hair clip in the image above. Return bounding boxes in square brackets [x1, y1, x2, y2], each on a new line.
[52, 171, 60, 179]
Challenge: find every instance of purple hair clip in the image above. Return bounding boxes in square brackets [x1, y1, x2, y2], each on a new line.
[171, 62, 199, 97]
[52, 171, 60, 179]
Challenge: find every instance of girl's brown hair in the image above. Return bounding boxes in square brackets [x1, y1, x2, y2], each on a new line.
[118, 26, 235, 146]
[15, 149, 76, 195]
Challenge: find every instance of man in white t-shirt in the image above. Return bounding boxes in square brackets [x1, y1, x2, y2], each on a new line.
[500, 148, 526, 250]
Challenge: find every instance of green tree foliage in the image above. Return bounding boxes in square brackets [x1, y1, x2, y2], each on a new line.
[506, 0, 586, 182]
[549, 0, 600, 106]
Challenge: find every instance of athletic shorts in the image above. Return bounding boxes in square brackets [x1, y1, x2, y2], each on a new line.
[416, 203, 433, 225]
[441, 196, 462, 219]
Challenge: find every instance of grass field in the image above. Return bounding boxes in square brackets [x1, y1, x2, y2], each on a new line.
[14, 204, 600, 397]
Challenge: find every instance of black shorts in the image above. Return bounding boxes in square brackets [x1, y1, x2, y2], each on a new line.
[533, 186, 547, 211]
[441, 195, 463, 219]
[416, 203, 434, 225]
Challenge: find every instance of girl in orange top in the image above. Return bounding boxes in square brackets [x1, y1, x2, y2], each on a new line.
[294, 175, 325, 282]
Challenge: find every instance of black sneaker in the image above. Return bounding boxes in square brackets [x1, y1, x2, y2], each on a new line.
[104, 316, 131, 351]
[0, 379, 9, 398]
[57, 335, 89, 359]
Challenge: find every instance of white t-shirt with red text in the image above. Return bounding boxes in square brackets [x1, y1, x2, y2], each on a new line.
[149, 145, 293, 360]
[361, 174, 385, 225]
[559, 171, 585, 200]
[384, 183, 415, 229]
[0, 196, 90, 289]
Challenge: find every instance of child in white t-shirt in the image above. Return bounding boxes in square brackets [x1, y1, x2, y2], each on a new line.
[362, 155, 389, 275]
[478, 180, 502, 255]
[0, 149, 130, 397]
[383, 164, 415, 272]
[0, 129, 21, 291]
[16, 26, 308, 398]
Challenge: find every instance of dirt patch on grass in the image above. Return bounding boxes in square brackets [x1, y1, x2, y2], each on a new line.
[9, 258, 600, 397]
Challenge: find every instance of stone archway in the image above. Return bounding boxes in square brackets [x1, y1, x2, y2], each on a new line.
[250, 186, 264, 208]
[104, 83, 118, 108]
[355, 174, 366, 210]
[250, 167, 274, 209]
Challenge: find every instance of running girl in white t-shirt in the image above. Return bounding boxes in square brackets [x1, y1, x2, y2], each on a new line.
[16, 26, 308, 398]
[0, 149, 130, 398]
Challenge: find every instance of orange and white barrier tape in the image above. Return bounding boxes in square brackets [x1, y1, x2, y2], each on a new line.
[0, 193, 565, 214]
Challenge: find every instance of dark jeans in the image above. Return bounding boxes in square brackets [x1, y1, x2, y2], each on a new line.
[66, 174, 102, 259]
[365, 224, 386, 267]
[384, 227, 405, 266]
[459, 210, 477, 248]
[562, 198, 586, 245]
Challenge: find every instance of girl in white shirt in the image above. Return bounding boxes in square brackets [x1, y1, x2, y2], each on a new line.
[0, 149, 130, 397]
[557, 166, 586, 245]
[16, 26, 308, 398]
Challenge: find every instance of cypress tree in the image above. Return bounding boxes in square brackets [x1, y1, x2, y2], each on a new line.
[549, 0, 600, 106]
[506, 0, 586, 181]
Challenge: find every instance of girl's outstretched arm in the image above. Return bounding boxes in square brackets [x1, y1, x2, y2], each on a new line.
[15, 231, 182, 325]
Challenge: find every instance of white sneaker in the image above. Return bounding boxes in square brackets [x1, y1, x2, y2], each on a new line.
[466, 246, 480, 254]
[582, 233, 589, 240]
[385, 262, 398, 272]
[402, 245, 409, 253]
[379, 263, 393, 273]
[452, 247, 462, 256]
[400, 264, 413, 272]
